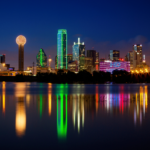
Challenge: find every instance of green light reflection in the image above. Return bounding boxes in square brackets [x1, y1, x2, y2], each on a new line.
[56, 84, 68, 139]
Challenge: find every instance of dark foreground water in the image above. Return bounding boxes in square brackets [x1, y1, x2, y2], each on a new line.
[0, 82, 149, 149]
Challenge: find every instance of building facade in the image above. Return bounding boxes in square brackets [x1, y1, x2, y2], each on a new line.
[55, 54, 72, 69]
[110, 50, 120, 61]
[79, 56, 93, 73]
[57, 29, 67, 69]
[125, 44, 145, 71]
[95, 52, 99, 71]
[87, 50, 96, 67]
[100, 60, 130, 73]
[67, 54, 73, 62]
[126, 51, 136, 70]
[68, 61, 78, 72]
[73, 38, 85, 63]
[133, 44, 143, 68]
[0, 55, 5, 64]
[18, 45, 24, 71]
[36, 48, 47, 67]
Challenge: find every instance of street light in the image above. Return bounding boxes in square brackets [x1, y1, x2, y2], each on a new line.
[48, 58, 52, 70]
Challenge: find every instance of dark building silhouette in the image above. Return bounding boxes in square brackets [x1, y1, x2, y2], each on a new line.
[0, 55, 5, 63]
[67, 54, 73, 62]
[18, 45, 24, 71]
[87, 50, 96, 67]
[95, 52, 99, 71]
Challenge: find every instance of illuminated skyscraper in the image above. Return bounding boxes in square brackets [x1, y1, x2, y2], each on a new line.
[55, 54, 72, 69]
[110, 50, 120, 61]
[73, 38, 85, 65]
[57, 29, 67, 69]
[16, 35, 26, 71]
[126, 51, 136, 70]
[36, 48, 47, 67]
[133, 44, 143, 68]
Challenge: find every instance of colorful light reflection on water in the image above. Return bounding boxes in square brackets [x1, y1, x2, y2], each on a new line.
[0, 83, 149, 149]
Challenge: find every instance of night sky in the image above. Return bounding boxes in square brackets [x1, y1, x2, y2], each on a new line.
[0, 0, 150, 69]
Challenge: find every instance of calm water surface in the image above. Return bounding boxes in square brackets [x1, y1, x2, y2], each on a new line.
[0, 82, 150, 149]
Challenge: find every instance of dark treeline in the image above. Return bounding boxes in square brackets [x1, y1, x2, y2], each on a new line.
[0, 69, 150, 83]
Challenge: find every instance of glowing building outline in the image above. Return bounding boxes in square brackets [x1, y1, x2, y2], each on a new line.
[36, 48, 47, 67]
[57, 29, 67, 69]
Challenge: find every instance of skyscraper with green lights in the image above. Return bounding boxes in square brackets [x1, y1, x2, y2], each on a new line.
[57, 29, 67, 69]
[36, 48, 47, 67]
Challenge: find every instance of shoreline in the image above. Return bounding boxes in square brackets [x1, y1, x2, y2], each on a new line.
[0, 76, 149, 84]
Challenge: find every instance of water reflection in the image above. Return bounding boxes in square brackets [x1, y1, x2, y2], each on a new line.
[133, 86, 148, 125]
[2, 82, 5, 114]
[56, 84, 68, 139]
[15, 83, 26, 137]
[26, 94, 30, 107]
[48, 83, 52, 116]
[15, 101, 26, 137]
[0, 83, 149, 141]
[72, 94, 84, 133]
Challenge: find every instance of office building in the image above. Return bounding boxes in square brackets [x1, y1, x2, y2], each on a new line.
[5, 64, 10, 69]
[55, 54, 72, 69]
[95, 52, 99, 71]
[73, 38, 85, 65]
[110, 50, 120, 61]
[67, 54, 73, 62]
[100, 59, 130, 73]
[87, 50, 96, 67]
[36, 48, 47, 67]
[36, 67, 48, 73]
[125, 51, 136, 70]
[0, 55, 5, 64]
[133, 44, 143, 68]
[57, 29, 67, 69]
[79, 56, 93, 73]
[16, 35, 26, 71]
[68, 61, 78, 72]
[125, 44, 146, 71]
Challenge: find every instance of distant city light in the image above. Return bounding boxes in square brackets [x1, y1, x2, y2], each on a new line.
[104, 60, 112, 63]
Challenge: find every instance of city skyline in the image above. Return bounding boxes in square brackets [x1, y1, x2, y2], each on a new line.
[0, 33, 149, 70]
[1, 0, 150, 69]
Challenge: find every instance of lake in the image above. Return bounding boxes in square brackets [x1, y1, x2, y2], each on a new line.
[0, 82, 149, 149]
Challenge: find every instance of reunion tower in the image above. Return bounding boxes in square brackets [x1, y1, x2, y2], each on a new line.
[16, 35, 26, 71]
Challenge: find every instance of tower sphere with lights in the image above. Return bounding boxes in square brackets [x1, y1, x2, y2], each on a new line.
[16, 35, 26, 71]
[16, 35, 26, 46]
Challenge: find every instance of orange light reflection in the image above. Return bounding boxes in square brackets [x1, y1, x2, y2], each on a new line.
[48, 83, 52, 116]
[2, 82, 5, 114]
